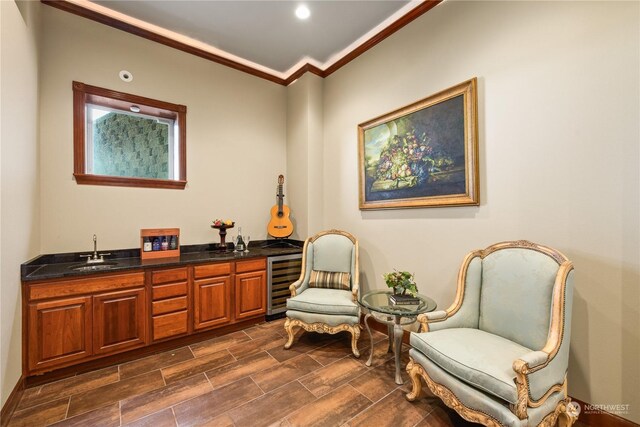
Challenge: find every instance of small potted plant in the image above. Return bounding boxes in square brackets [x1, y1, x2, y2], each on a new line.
[383, 270, 418, 297]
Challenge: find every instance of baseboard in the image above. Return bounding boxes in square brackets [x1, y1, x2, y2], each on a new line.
[571, 397, 639, 427]
[0, 375, 24, 427]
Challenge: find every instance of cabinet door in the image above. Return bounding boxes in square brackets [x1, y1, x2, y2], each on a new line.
[235, 270, 267, 320]
[93, 288, 146, 355]
[28, 296, 92, 371]
[193, 275, 231, 330]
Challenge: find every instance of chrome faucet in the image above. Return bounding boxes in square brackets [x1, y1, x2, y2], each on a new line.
[80, 234, 111, 264]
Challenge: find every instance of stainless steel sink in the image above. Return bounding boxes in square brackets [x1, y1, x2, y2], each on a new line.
[69, 262, 119, 272]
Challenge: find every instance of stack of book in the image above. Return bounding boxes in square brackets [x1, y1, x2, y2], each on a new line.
[389, 294, 420, 305]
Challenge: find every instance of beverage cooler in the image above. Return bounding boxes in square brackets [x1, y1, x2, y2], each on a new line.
[267, 253, 303, 315]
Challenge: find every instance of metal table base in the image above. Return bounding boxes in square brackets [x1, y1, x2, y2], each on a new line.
[363, 312, 414, 385]
[358, 290, 437, 386]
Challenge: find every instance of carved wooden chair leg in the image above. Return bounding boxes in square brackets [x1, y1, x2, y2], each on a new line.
[558, 413, 572, 427]
[283, 318, 295, 349]
[350, 325, 361, 358]
[405, 358, 423, 401]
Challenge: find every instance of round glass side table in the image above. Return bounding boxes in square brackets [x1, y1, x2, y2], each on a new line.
[358, 290, 437, 385]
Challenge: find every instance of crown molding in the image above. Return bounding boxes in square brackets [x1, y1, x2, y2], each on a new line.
[41, 0, 442, 86]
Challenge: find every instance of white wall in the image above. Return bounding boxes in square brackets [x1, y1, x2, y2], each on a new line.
[0, 0, 41, 406]
[38, 6, 287, 253]
[286, 76, 310, 239]
[2, 0, 638, 422]
[286, 73, 324, 240]
[306, 74, 324, 235]
[322, 1, 639, 422]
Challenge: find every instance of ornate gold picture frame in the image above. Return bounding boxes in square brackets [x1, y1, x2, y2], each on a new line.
[358, 78, 479, 210]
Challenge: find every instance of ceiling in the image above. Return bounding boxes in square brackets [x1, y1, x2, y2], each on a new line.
[49, 0, 441, 84]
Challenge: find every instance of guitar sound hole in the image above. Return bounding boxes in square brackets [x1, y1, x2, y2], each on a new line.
[278, 213, 283, 218]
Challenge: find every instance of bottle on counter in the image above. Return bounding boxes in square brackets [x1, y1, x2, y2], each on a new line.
[161, 236, 169, 251]
[169, 235, 177, 250]
[235, 227, 245, 252]
[152, 237, 161, 251]
[143, 237, 152, 252]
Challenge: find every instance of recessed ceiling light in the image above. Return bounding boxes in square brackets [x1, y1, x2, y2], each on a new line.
[295, 5, 310, 20]
[119, 70, 133, 82]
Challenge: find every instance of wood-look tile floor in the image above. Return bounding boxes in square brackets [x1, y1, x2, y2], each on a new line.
[8, 319, 587, 427]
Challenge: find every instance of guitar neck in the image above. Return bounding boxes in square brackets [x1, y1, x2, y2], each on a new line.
[277, 184, 284, 214]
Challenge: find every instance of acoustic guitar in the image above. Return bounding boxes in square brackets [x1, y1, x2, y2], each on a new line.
[267, 175, 293, 238]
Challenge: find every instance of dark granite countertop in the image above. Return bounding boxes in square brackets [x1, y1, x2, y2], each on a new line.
[22, 240, 303, 282]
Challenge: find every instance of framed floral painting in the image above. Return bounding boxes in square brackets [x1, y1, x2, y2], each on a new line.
[358, 78, 479, 210]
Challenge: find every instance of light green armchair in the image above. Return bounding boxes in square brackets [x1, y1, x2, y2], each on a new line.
[406, 241, 577, 427]
[284, 229, 361, 357]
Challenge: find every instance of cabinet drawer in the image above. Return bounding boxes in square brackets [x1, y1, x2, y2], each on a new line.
[236, 258, 266, 274]
[151, 267, 188, 285]
[193, 263, 231, 279]
[152, 296, 187, 315]
[152, 282, 187, 300]
[29, 272, 145, 301]
[153, 311, 188, 341]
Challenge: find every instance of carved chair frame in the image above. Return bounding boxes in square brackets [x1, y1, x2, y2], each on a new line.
[284, 229, 361, 357]
[406, 358, 576, 427]
[407, 240, 577, 426]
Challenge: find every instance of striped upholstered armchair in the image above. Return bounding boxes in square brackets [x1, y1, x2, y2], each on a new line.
[406, 241, 577, 427]
[283, 230, 361, 357]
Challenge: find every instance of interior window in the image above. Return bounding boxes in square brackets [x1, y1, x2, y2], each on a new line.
[73, 81, 187, 189]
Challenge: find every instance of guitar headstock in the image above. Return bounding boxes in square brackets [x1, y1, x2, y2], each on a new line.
[278, 174, 284, 185]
